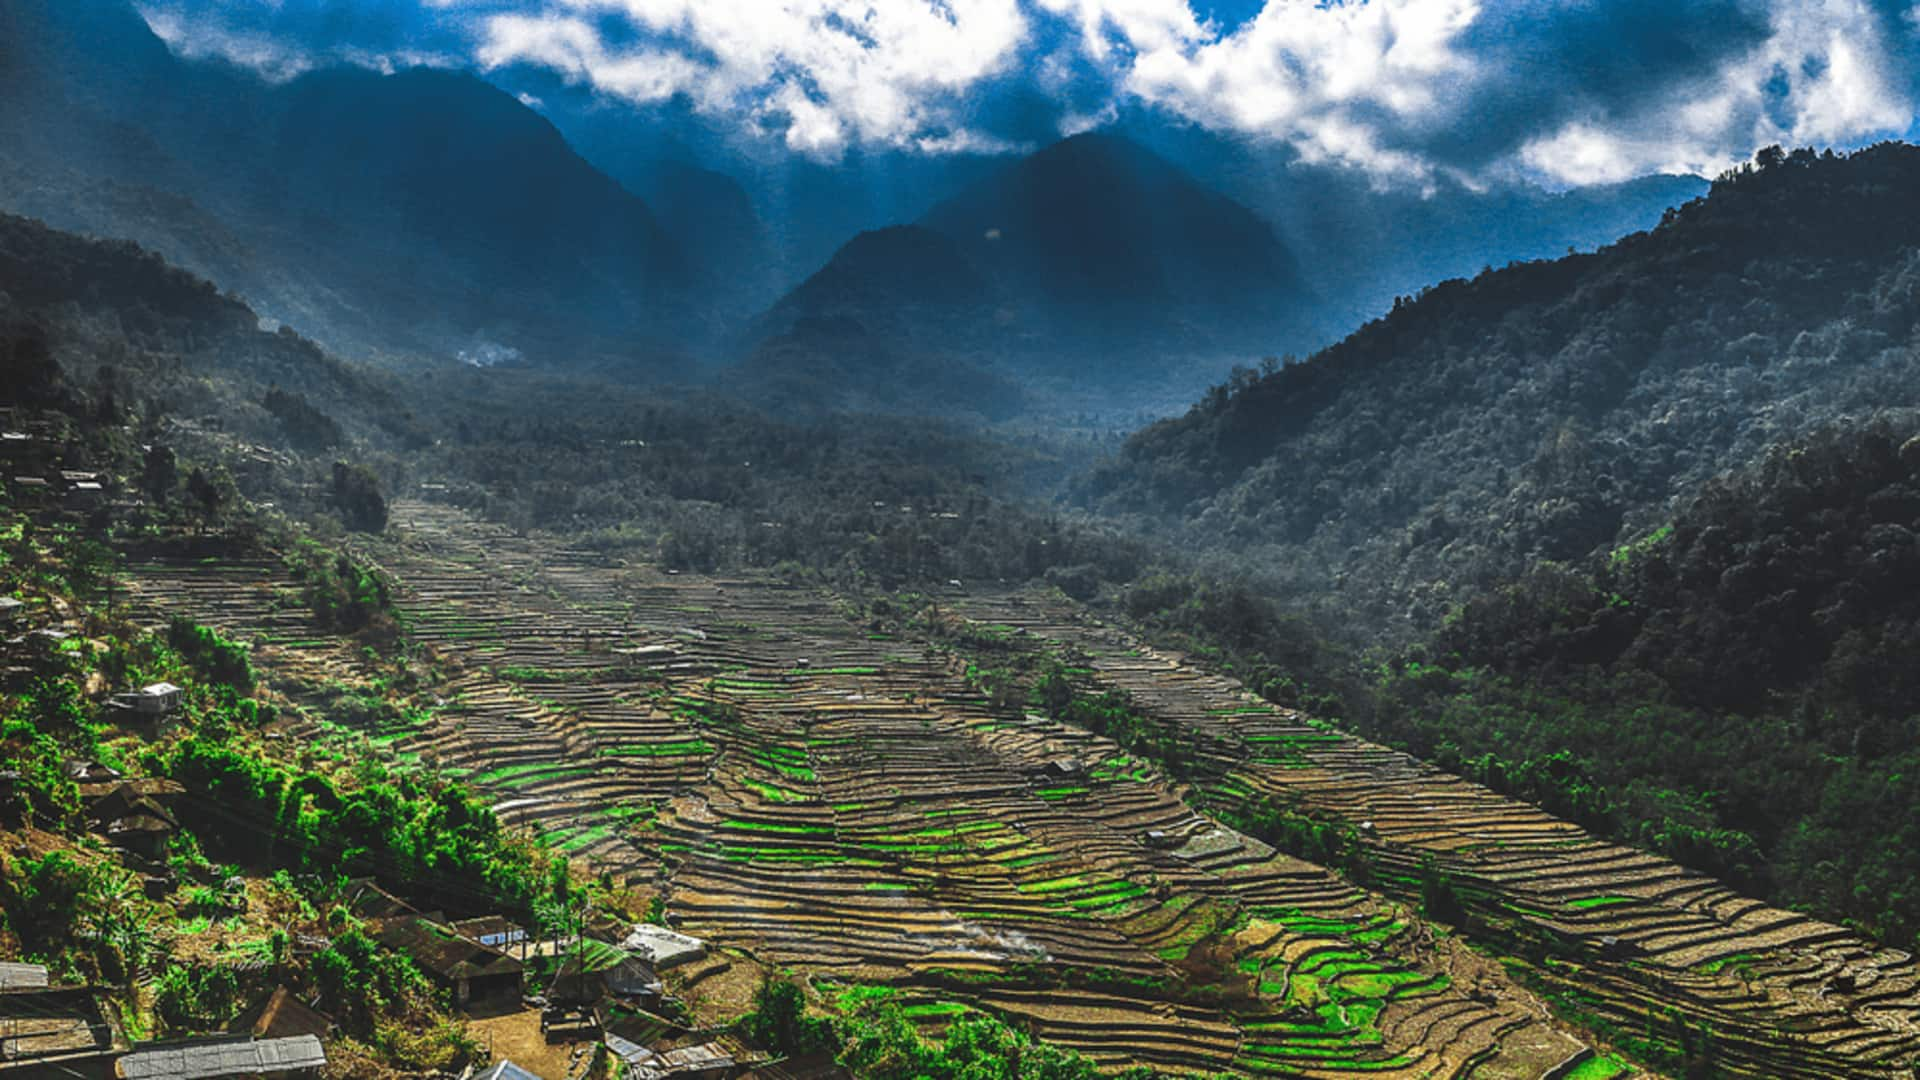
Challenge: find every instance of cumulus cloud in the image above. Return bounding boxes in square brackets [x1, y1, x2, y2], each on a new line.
[136, 0, 468, 80]
[474, 1, 1031, 157]
[135, 0, 1920, 183]
[1511, 0, 1916, 185]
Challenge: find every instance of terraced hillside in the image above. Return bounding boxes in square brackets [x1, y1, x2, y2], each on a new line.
[945, 594, 1920, 1079]
[114, 500, 1920, 1077]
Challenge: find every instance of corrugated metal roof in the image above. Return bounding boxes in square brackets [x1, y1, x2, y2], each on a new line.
[118, 1034, 326, 1079]
[0, 960, 49, 990]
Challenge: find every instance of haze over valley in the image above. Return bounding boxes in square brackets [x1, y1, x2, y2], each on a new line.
[7, 3, 1920, 1078]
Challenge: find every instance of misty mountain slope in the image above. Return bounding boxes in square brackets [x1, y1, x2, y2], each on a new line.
[0, 210, 421, 457]
[628, 159, 779, 315]
[754, 133, 1310, 389]
[1085, 143, 1920, 635]
[734, 227, 1025, 418]
[0, 0, 700, 367]
[1262, 172, 1711, 331]
[757, 226, 998, 333]
[252, 67, 693, 350]
[921, 132, 1303, 326]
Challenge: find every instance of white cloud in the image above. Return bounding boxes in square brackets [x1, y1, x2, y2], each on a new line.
[137, 3, 319, 81]
[1119, 0, 1485, 179]
[1033, 0, 1208, 59]
[1519, 0, 1913, 186]
[137, 1, 465, 81]
[476, 0, 1030, 158]
[136, 0, 1920, 183]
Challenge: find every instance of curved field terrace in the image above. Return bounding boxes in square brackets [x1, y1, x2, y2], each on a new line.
[116, 500, 1920, 1078]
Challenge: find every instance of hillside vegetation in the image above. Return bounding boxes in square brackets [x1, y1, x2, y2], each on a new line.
[1089, 142, 1920, 637]
[1349, 419, 1920, 944]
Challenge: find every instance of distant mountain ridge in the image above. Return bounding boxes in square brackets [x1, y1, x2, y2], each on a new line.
[0, 0, 702, 368]
[1085, 143, 1920, 635]
[922, 133, 1303, 326]
[751, 132, 1311, 391]
[0, 0, 1706, 404]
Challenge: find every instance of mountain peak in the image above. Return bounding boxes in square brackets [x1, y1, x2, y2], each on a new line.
[917, 130, 1303, 341]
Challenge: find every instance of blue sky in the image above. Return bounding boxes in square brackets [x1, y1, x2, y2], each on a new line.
[131, 0, 1920, 186]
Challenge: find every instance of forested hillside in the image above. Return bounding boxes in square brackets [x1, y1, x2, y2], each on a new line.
[1358, 419, 1920, 944]
[1088, 143, 1920, 636]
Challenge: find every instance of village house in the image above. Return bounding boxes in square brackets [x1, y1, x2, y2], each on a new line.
[102, 796, 178, 863]
[605, 1038, 739, 1080]
[544, 951, 662, 1032]
[1033, 757, 1086, 782]
[450, 916, 528, 956]
[373, 916, 524, 1007]
[67, 759, 123, 784]
[0, 770, 25, 825]
[67, 480, 106, 509]
[0, 430, 34, 459]
[78, 777, 187, 814]
[86, 777, 188, 872]
[0, 984, 129, 1078]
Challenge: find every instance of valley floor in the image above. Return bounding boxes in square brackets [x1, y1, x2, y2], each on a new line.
[117, 500, 1920, 1079]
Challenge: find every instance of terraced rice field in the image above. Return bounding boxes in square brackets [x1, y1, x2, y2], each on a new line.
[116, 501, 1920, 1077]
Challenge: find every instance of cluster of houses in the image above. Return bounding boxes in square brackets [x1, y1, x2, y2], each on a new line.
[0, 958, 327, 1079]
[1, 876, 843, 1080]
[0, 415, 120, 515]
[340, 883, 834, 1080]
[0, 759, 192, 899]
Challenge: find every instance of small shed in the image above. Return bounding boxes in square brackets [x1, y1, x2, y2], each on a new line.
[67, 759, 124, 783]
[116, 1033, 327, 1079]
[233, 988, 333, 1042]
[125, 683, 184, 716]
[620, 925, 707, 969]
[1034, 757, 1086, 781]
[0, 596, 25, 623]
